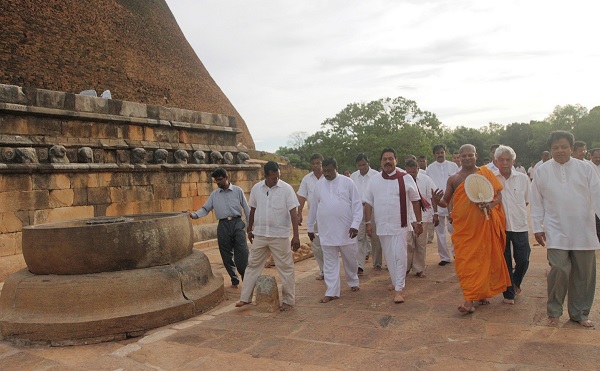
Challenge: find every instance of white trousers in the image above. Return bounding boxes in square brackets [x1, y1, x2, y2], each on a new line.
[323, 243, 359, 297]
[379, 232, 409, 292]
[240, 236, 295, 305]
[311, 232, 324, 275]
[435, 216, 454, 262]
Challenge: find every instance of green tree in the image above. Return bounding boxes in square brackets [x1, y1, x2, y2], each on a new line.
[545, 104, 588, 131]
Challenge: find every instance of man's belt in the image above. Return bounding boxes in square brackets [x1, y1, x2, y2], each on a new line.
[219, 216, 241, 221]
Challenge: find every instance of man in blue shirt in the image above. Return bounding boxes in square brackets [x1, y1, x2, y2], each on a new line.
[190, 168, 250, 288]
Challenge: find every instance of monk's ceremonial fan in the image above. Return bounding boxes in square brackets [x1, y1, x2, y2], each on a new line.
[464, 174, 494, 220]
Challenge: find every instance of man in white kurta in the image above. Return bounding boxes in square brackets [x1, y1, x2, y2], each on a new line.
[426, 144, 459, 265]
[307, 158, 363, 302]
[494, 145, 531, 304]
[531, 131, 600, 327]
[405, 160, 437, 278]
[297, 153, 325, 280]
[364, 148, 423, 303]
[350, 153, 382, 272]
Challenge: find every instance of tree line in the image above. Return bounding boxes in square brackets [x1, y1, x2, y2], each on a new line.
[276, 97, 600, 172]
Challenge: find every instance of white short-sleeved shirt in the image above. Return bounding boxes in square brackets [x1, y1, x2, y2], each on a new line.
[363, 170, 421, 235]
[426, 160, 459, 216]
[350, 168, 379, 198]
[297, 172, 321, 203]
[495, 169, 531, 232]
[249, 180, 300, 238]
[530, 158, 600, 250]
[412, 172, 436, 223]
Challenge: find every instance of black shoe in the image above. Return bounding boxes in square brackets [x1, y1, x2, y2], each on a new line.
[438, 261, 450, 266]
[358, 267, 364, 276]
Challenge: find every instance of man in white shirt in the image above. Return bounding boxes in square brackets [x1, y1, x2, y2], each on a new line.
[364, 148, 423, 304]
[307, 158, 363, 303]
[573, 141, 588, 161]
[514, 162, 527, 175]
[426, 144, 459, 266]
[588, 148, 600, 242]
[350, 153, 382, 273]
[485, 144, 500, 173]
[297, 153, 325, 280]
[418, 155, 436, 244]
[494, 146, 531, 305]
[531, 131, 600, 327]
[236, 161, 300, 312]
[533, 151, 551, 172]
[405, 160, 437, 278]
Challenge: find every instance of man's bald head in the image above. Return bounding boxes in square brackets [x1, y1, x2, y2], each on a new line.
[459, 144, 477, 154]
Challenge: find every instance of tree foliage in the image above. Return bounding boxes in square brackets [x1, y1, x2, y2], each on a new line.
[276, 97, 598, 171]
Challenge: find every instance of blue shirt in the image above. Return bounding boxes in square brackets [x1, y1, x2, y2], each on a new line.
[192, 184, 250, 223]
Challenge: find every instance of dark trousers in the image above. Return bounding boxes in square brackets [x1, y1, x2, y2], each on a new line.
[596, 215, 600, 242]
[503, 231, 531, 300]
[217, 218, 249, 285]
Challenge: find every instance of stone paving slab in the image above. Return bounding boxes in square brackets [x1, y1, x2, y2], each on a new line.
[0, 232, 599, 370]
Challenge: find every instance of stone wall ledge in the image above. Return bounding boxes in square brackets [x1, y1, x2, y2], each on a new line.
[0, 163, 261, 174]
[0, 103, 242, 135]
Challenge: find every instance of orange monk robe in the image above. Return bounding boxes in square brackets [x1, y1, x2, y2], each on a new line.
[451, 166, 511, 301]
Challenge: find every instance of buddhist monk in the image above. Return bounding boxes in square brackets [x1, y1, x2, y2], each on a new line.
[432, 144, 511, 313]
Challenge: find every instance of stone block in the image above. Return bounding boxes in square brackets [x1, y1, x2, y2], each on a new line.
[153, 127, 178, 143]
[159, 199, 174, 212]
[105, 202, 139, 216]
[88, 187, 112, 204]
[0, 232, 17, 256]
[72, 188, 88, 206]
[0, 190, 49, 212]
[0, 174, 32, 192]
[0, 84, 27, 104]
[91, 122, 118, 139]
[33, 206, 94, 225]
[36, 89, 66, 109]
[74, 94, 109, 113]
[144, 127, 156, 142]
[126, 125, 144, 141]
[49, 189, 74, 208]
[33, 173, 71, 190]
[0, 213, 23, 233]
[120, 101, 147, 118]
[255, 275, 280, 313]
[173, 198, 192, 213]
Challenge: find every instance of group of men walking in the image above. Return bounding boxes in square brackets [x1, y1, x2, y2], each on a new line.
[189, 130, 600, 327]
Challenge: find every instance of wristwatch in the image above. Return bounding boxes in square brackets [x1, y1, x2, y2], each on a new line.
[415, 221, 423, 225]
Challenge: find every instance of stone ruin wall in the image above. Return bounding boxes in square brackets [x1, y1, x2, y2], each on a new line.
[0, 83, 261, 272]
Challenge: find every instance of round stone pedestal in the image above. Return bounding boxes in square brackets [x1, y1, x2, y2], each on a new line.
[0, 212, 224, 346]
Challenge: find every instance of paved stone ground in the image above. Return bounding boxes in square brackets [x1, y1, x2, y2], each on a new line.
[0, 230, 599, 370]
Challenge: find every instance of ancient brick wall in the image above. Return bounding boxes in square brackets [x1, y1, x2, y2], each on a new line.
[0, 0, 255, 148]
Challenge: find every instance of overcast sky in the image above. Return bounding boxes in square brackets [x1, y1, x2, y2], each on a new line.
[165, 0, 600, 152]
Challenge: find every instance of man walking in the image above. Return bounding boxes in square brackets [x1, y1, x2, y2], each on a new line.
[236, 161, 301, 311]
[307, 158, 363, 303]
[405, 160, 437, 278]
[190, 168, 249, 288]
[297, 153, 325, 280]
[531, 131, 600, 327]
[364, 148, 423, 303]
[426, 144, 459, 265]
[494, 146, 531, 304]
[350, 153, 382, 273]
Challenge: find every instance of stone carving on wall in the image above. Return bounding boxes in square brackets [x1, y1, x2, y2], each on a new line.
[49, 145, 69, 164]
[223, 152, 234, 165]
[237, 152, 250, 164]
[0, 147, 15, 162]
[174, 149, 189, 164]
[131, 148, 147, 164]
[154, 149, 168, 164]
[210, 150, 223, 164]
[16, 148, 39, 163]
[78, 147, 94, 163]
[192, 150, 206, 164]
[37, 148, 49, 162]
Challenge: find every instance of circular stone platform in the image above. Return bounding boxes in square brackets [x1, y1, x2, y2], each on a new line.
[22, 213, 194, 275]
[0, 251, 224, 346]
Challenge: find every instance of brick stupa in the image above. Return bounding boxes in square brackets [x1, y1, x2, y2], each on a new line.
[0, 0, 254, 148]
